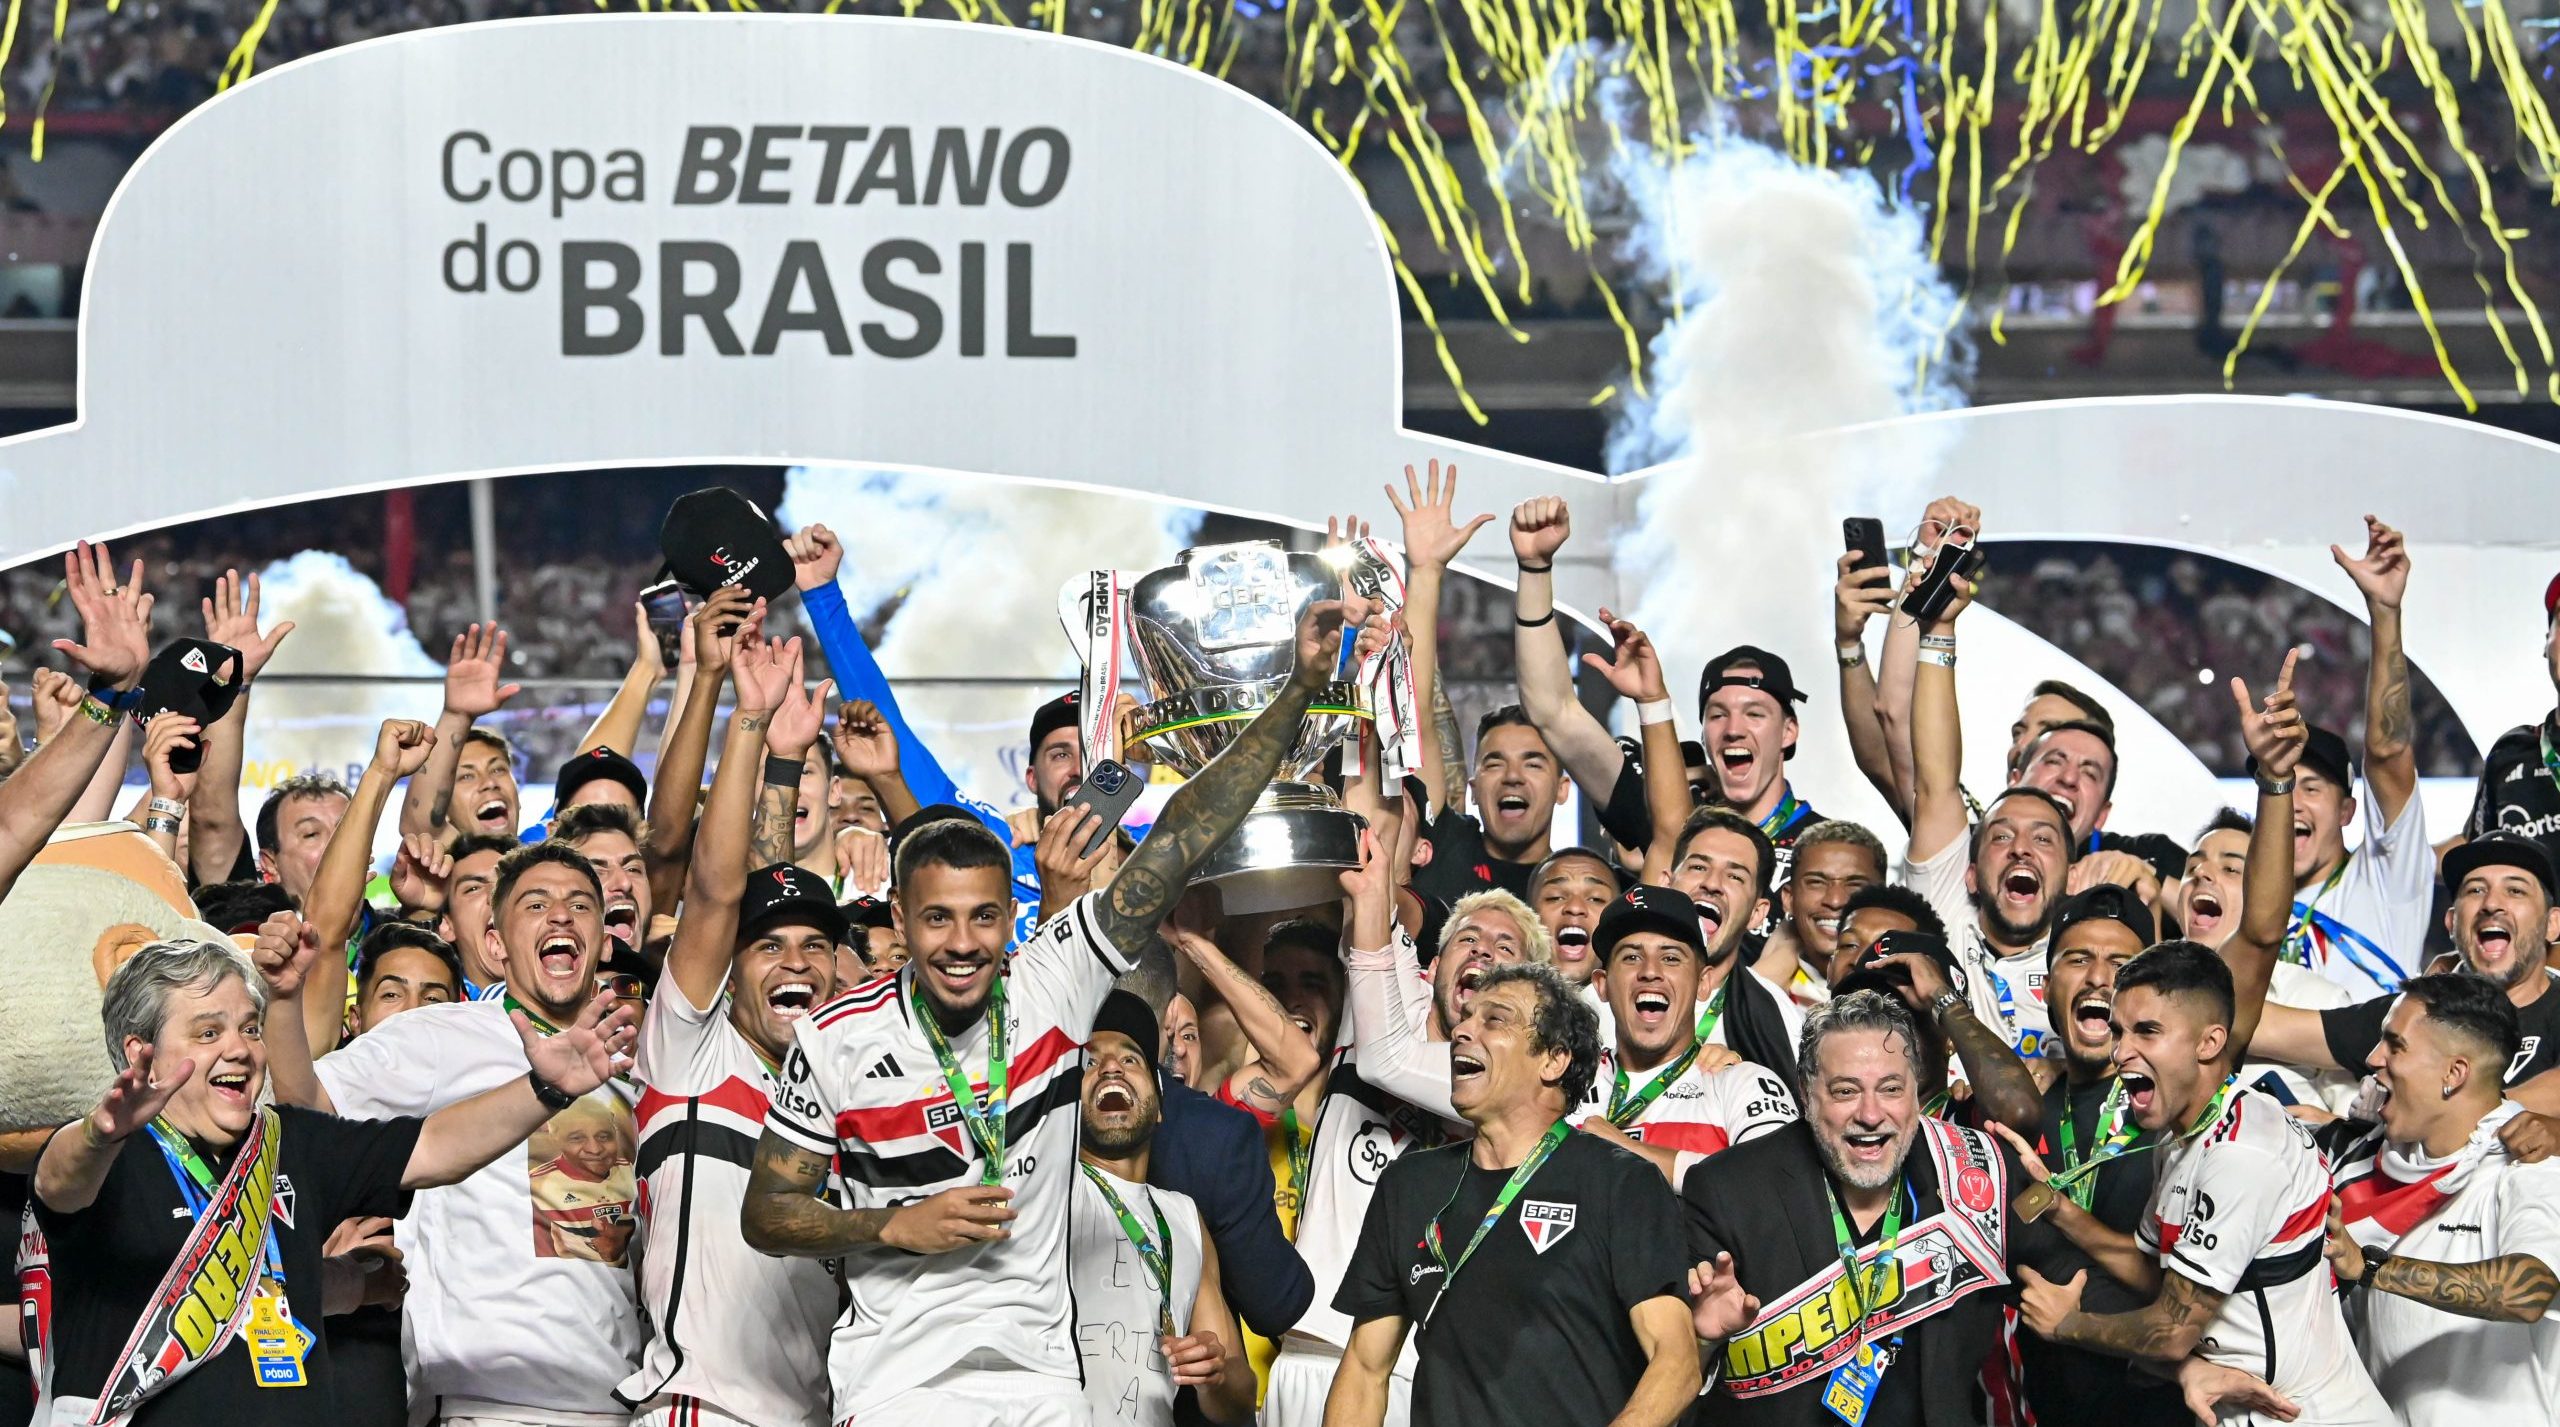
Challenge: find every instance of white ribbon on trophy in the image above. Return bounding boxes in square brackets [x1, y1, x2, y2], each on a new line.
[1056, 570, 1135, 766]
[1338, 533, 1418, 783]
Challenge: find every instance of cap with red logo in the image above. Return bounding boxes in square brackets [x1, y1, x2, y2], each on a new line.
[740, 862, 850, 945]
[1591, 883, 1707, 960]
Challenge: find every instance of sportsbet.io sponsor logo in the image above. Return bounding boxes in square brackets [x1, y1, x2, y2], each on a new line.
[2498, 805, 2560, 841]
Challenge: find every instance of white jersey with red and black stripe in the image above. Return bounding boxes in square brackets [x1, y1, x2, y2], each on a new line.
[1578, 1043, 1796, 1176]
[623, 978, 841, 1427]
[2139, 1086, 2392, 1427]
[765, 891, 1135, 1422]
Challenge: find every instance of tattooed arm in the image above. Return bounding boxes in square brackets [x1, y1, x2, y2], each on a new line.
[739, 1133, 1020, 1258]
[2363, 1252, 2557, 1324]
[1934, 1000, 2044, 1133]
[2337, 515, 2416, 825]
[752, 768, 802, 870]
[1169, 927, 1322, 1115]
[2050, 1269, 2227, 1363]
[1091, 596, 1365, 954]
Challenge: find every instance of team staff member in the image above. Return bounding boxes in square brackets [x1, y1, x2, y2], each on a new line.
[2460, 572, 2560, 870]
[1069, 992, 1254, 1427]
[2322, 975, 2560, 1427]
[1328, 964, 1698, 1427]
[744, 593, 1373, 1427]
[1683, 992, 2062, 1426]
[1575, 884, 1797, 1185]
[34, 936, 629, 1427]
[2016, 944, 2393, 1427]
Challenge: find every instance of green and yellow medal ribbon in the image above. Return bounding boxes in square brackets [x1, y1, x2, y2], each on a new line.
[1607, 1035, 1706, 1128]
[913, 973, 1010, 1185]
[1081, 1162, 1177, 1336]
[1421, 1120, 1570, 1324]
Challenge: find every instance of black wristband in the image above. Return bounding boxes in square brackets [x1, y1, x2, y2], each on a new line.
[527, 1070, 578, 1112]
[763, 754, 805, 786]
[1515, 610, 1556, 628]
[85, 677, 143, 712]
[1515, 561, 1554, 573]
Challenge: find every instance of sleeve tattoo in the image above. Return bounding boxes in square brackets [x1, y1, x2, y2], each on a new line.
[752, 782, 799, 869]
[2372, 1252, 2558, 1323]
[2057, 1270, 2227, 1362]
[739, 1131, 897, 1259]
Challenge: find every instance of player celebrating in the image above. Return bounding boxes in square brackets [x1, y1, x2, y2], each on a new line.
[741, 592, 1368, 1427]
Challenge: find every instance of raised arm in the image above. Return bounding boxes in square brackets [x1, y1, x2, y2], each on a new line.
[831, 699, 924, 829]
[1507, 496, 1627, 807]
[399, 622, 521, 842]
[301, 720, 437, 1055]
[1907, 505, 1981, 864]
[2220, 652, 2336, 1068]
[663, 630, 795, 1010]
[1387, 462, 1495, 816]
[1833, 551, 1906, 820]
[1581, 610, 1686, 886]
[1091, 592, 1371, 954]
[577, 602, 667, 760]
[1169, 927, 1322, 1115]
[0, 543, 154, 906]
[120, 714, 202, 861]
[192, 568, 293, 882]
[1874, 950, 2042, 1131]
[34, 1045, 190, 1214]
[645, 586, 754, 877]
[1340, 826, 1456, 1117]
[2334, 515, 2417, 826]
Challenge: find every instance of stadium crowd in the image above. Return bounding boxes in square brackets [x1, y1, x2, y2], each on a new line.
[2, 472, 2558, 1427]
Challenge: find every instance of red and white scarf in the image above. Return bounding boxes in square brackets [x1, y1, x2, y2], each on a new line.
[2330, 1098, 2523, 1250]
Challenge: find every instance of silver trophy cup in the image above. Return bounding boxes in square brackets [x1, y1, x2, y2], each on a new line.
[1124, 541, 1371, 915]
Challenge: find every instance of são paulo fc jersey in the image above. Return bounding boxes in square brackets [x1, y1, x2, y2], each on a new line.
[1577, 1044, 1796, 1173]
[765, 891, 1133, 1420]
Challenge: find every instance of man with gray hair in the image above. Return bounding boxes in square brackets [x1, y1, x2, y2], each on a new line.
[30, 934, 630, 1427]
[1328, 963, 1698, 1427]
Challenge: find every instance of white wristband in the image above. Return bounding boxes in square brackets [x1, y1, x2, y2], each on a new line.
[1637, 699, 1675, 726]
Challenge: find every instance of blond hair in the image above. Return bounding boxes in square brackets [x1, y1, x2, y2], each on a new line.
[1438, 888, 1553, 965]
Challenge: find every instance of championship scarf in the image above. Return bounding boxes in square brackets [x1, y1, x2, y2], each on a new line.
[1720, 1119, 2009, 1398]
[86, 1107, 282, 1425]
[2331, 1099, 2523, 1250]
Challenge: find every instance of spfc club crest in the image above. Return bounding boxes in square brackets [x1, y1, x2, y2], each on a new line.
[1519, 1200, 1576, 1254]
[923, 1099, 972, 1159]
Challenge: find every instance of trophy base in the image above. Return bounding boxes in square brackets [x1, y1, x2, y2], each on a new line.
[1190, 781, 1369, 916]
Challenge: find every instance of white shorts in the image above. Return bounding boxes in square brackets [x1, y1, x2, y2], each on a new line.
[1260, 1339, 1410, 1427]
[848, 1361, 1089, 1427]
[625, 1395, 760, 1427]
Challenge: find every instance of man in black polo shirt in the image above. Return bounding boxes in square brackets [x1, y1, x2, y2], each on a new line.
[2460, 574, 2560, 868]
[1414, 706, 1569, 903]
[1328, 963, 1697, 1427]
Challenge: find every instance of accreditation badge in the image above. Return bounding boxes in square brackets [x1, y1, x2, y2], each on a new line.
[244, 1286, 311, 1388]
[1820, 1339, 1892, 1427]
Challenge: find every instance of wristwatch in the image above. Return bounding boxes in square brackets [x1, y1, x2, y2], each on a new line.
[2355, 1245, 2393, 1288]
[1928, 989, 1967, 1023]
[527, 1070, 579, 1112]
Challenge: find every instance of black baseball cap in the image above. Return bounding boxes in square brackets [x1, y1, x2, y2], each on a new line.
[660, 487, 794, 601]
[1091, 989, 1160, 1076]
[2246, 723, 2356, 791]
[1831, 928, 1963, 1002]
[1699, 645, 1807, 759]
[2049, 884, 2157, 956]
[1030, 692, 1081, 752]
[554, 746, 648, 808]
[2444, 831, 2559, 903]
[1592, 884, 1707, 960]
[138, 638, 244, 775]
[840, 895, 895, 931]
[739, 863, 850, 945]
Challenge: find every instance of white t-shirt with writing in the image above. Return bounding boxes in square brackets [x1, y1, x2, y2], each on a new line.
[315, 999, 642, 1425]
[1902, 835, 2051, 1059]
[1068, 1164, 1206, 1427]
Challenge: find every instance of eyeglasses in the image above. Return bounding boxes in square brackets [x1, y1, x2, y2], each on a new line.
[595, 972, 646, 1004]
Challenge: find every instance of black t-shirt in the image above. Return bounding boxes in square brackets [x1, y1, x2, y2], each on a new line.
[2322, 968, 2560, 1086]
[2467, 718, 2560, 864]
[1413, 808, 1537, 905]
[2013, 1077, 2185, 1427]
[1335, 1130, 1687, 1427]
[35, 1105, 421, 1427]
[0, 1174, 28, 1427]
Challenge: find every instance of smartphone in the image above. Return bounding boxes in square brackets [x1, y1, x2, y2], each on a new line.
[1060, 758, 1144, 858]
[1842, 517, 1889, 574]
[2249, 1071, 2302, 1107]
[1900, 533, 1983, 623]
[639, 580, 689, 665]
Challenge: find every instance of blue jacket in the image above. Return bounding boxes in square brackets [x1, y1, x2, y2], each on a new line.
[1151, 1075, 1313, 1339]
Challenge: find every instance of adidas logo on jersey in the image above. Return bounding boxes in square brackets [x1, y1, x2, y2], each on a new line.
[864, 1054, 906, 1080]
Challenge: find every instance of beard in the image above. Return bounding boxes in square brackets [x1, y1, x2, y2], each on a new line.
[1812, 1119, 1918, 1192]
[1081, 1112, 1157, 1158]
[1973, 893, 2057, 950]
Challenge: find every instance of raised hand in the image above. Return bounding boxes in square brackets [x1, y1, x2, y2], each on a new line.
[29, 668, 81, 746]
[1290, 590, 1378, 689]
[1162, 1329, 1226, 1387]
[1335, 825, 1396, 913]
[1689, 1253, 1761, 1341]
[1581, 606, 1669, 703]
[2066, 849, 2161, 905]
[1510, 497, 1571, 567]
[2230, 648, 2307, 781]
[375, 717, 437, 779]
[837, 825, 891, 895]
[2330, 514, 2408, 612]
[769, 664, 836, 760]
[87, 1044, 192, 1144]
[390, 832, 455, 914]
[830, 700, 902, 781]
[1386, 459, 1494, 571]
[250, 909, 326, 1000]
[443, 623, 522, 719]
[786, 523, 845, 592]
[53, 539, 154, 690]
[515, 994, 639, 1099]
[1917, 496, 1982, 551]
[140, 714, 203, 802]
[690, 588, 760, 678]
[1834, 551, 1894, 644]
[731, 632, 798, 716]
[626, 602, 667, 683]
[2014, 1264, 2085, 1339]
[200, 568, 295, 681]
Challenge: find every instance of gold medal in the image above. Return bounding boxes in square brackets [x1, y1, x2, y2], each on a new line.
[2013, 1181, 2058, 1223]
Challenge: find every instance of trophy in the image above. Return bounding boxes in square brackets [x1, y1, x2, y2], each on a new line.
[1071, 540, 1382, 915]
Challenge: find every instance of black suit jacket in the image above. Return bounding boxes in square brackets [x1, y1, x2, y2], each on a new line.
[1682, 1119, 2054, 1427]
[1151, 1074, 1314, 1338]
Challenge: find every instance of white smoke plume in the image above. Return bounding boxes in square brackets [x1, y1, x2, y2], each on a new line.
[778, 468, 1201, 806]
[249, 550, 440, 784]
[1602, 128, 1975, 822]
